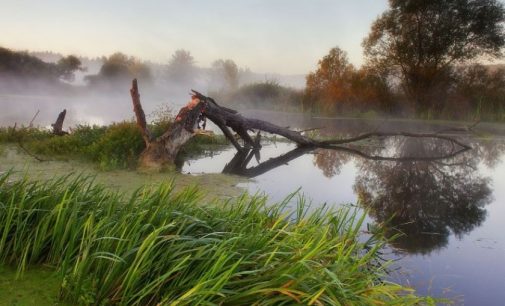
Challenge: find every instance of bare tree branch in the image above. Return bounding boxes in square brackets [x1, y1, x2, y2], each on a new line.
[130, 79, 153, 145]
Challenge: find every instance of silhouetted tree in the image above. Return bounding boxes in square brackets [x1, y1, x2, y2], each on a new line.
[363, 0, 505, 114]
[450, 64, 505, 120]
[212, 59, 239, 91]
[86, 52, 151, 85]
[56, 55, 86, 82]
[0, 46, 83, 82]
[220, 80, 303, 111]
[166, 49, 196, 84]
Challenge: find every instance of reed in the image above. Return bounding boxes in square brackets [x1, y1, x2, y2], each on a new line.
[0, 172, 433, 305]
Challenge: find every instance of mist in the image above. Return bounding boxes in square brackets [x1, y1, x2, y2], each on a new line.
[0, 49, 306, 128]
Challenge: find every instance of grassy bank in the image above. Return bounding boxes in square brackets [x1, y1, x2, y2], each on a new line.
[0, 173, 434, 305]
[0, 144, 245, 200]
[0, 121, 229, 170]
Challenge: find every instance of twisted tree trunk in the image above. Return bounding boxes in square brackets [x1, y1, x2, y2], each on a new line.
[130, 79, 204, 170]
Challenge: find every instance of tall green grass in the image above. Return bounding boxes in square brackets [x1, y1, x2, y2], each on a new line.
[0, 173, 433, 305]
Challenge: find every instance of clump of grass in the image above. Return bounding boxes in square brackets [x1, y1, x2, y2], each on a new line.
[0, 126, 53, 143]
[0, 172, 434, 305]
[87, 122, 144, 169]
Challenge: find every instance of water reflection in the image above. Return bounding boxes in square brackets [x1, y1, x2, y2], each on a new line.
[474, 138, 505, 168]
[216, 136, 501, 255]
[222, 146, 313, 177]
[353, 138, 492, 254]
[182, 130, 505, 303]
[313, 150, 352, 178]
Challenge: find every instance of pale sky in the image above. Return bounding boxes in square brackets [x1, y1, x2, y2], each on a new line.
[0, 0, 389, 74]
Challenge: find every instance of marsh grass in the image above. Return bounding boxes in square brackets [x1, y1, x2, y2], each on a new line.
[0, 122, 229, 170]
[0, 172, 434, 305]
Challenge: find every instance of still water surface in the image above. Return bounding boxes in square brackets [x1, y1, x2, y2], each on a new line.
[183, 123, 505, 306]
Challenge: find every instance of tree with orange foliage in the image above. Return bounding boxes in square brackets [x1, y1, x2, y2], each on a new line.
[305, 47, 355, 114]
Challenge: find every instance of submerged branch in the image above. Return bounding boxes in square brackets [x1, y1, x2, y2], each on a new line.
[319, 132, 472, 151]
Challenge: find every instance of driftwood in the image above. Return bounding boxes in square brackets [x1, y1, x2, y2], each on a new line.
[130, 80, 473, 170]
[51, 109, 68, 135]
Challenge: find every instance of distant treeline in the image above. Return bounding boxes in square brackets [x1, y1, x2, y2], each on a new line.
[303, 47, 505, 121]
[0, 46, 301, 92]
[0, 47, 85, 83]
[2, 0, 505, 121]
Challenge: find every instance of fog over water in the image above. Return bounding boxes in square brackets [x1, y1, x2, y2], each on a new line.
[0, 65, 305, 128]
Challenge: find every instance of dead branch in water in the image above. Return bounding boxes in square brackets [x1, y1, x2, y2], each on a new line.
[51, 109, 68, 136]
[129, 81, 473, 170]
[191, 90, 472, 153]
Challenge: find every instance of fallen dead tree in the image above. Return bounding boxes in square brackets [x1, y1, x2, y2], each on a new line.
[130, 79, 472, 170]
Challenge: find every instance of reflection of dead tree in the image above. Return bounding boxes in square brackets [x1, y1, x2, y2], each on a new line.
[130, 80, 473, 169]
[320, 143, 470, 162]
[318, 132, 471, 150]
[223, 147, 313, 177]
[222, 143, 470, 178]
[51, 109, 68, 136]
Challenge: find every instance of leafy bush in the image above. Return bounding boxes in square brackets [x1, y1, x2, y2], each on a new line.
[213, 80, 304, 112]
[87, 122, 144, 169]
[0, 126, 52, 143]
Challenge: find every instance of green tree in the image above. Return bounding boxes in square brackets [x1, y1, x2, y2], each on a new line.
[363, 0, 505, 114]
[56, 55, 85, 82]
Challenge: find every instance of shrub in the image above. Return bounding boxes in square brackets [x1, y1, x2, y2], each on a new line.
[87, 122, 144, 169]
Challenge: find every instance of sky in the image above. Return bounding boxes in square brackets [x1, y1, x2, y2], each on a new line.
[0, 0, 389, 74]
